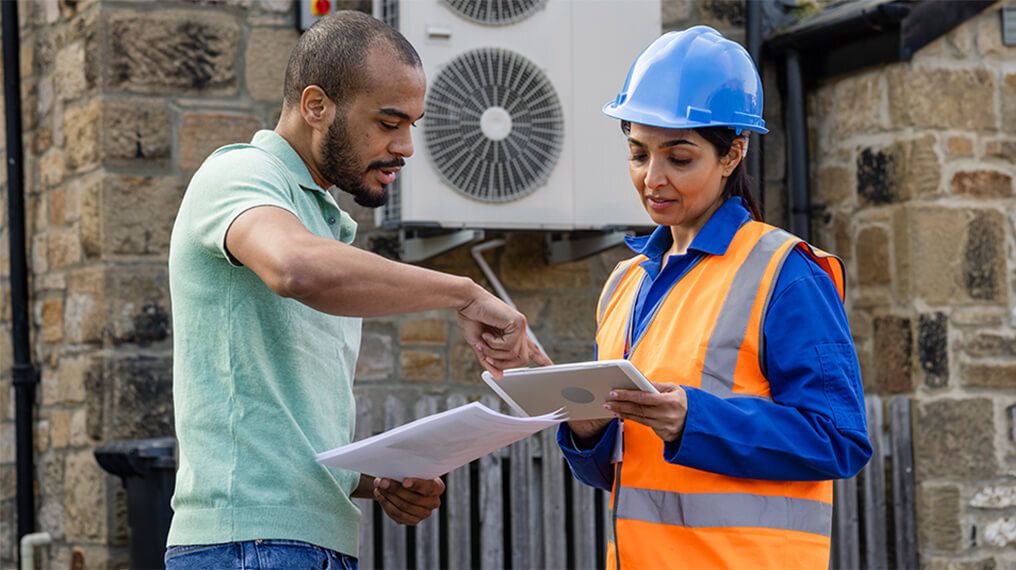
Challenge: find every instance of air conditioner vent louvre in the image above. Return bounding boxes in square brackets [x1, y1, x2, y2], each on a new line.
[424, 47, 564, 203]
[444, 0, 546, 25]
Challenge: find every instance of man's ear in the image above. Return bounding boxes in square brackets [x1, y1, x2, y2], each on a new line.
[299, 85, 333, 130]
[721, 137, 746, 177]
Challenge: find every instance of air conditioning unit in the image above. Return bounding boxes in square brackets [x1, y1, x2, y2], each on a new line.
[376, 0, 660, 231]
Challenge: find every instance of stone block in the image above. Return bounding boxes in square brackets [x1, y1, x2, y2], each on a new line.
[103, 175, 185, 255]
[964, 333, 1016, 358]
[0, 465, 13, 501]
[893, 206, 1002, 305]
[63, 98, 101, 172]
[500, 233, 590, 290]
[924, 557, 998, 570]
[893, 135, 940, 198]
[37, 496, 64, 542]
[963, 211, 1006, 302]
[952, 170, 1013, 199]
[69, 407, 93, 447]
[697, 0, 743, 28]
[49, 186, 65, 226]
[976, 9, 1009, 57]
[104, 10, 240, 95]
[65, 267, 107, 344]
[873, 315, 912, 393]
[54, 42, 87, 100]
[963, 363, 1016, 389]
[985, 139, 1016, 162]
[661, 0, 693, 28]
[178, 112, 262, 171]
[549, 295, 596, 339]
[855, 226, 890, 286]
[35, 420, 50, 452]
[815, 165, 853, 207]
[39, 148, 66, 188]
[101, 98, 172, 165]
[1004, 74, 1016, 133]
[64, 450, 108, 542]
[399, 319, 449, 345]
[915, 398, 997, 479]
[833, 73, 884, 137]
[947, 136, 974, 157]
[400, 350, 445, 383]
[857, 148, 895, 205]
[245, 28, 299, 102]
[888, 68, 995, 130]
[48, 227, 81, 269]
[50, 409, 71, 449]
[918, 312, 948, 388]
[971, 486, 1016, 509]
[106, 355, 175, 440]
[0, 424, 13, 464]
[41, 297, 64, 343]
[982, 517, 1016, 548]
[107, 264, 171, 345]
[450, 336, 485, 385]
[356, 332, 394, 381]
[57, 353, 95, 404]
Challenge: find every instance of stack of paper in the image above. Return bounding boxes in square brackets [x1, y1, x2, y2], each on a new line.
[316, 402, 565, 480]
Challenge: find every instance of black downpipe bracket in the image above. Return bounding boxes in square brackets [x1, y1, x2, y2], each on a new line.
[745, 0, 764, 215]
[2, 0, 39, 559]
[783, 49, 810, 241]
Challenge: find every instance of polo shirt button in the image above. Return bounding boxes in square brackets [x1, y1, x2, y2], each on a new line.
[328, 216, 336, 224]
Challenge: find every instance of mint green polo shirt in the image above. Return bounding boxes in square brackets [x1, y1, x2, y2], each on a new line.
[167, 130, 363, 555]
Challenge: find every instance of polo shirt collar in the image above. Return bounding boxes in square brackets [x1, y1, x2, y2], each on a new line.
[623, 196, 752, 260]
[250, 130, 326, 193]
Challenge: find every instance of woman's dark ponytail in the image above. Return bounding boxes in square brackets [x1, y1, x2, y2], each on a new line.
[697, 127, 762, 221]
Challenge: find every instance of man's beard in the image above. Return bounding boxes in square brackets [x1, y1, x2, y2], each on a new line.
[320, 114, 403, 208]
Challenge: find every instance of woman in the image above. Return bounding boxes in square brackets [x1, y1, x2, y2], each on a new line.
[557, 26, 872, 569]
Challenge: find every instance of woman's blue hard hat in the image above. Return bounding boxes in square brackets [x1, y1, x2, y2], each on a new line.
[603, 26, 768, 135]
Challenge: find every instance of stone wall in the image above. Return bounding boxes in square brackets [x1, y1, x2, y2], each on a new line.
[801, 2, 1016, 567]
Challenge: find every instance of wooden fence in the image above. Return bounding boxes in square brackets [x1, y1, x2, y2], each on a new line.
[355, 394, 915, 570]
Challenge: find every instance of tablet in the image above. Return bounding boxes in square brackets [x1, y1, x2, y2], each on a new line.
[481, 359, 659, 420]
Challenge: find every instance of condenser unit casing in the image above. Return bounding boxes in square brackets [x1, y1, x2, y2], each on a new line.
[377, 0, 660, 231]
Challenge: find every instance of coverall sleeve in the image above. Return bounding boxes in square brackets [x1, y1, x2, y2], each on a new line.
[557, 420, 619, 491]
[663, 249, 873, 481]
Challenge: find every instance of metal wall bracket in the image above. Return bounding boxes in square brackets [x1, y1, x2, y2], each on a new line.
[544, 231, 630, 265]
[399, 228, 484, 263]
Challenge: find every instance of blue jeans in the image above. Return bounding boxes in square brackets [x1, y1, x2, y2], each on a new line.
[165, 539, 358, 570]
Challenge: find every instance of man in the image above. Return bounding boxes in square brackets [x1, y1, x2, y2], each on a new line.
[165, 11, 548, 568]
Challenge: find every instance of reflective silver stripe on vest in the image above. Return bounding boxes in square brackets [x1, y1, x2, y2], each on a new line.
[598, 258, 640, 324]
[758, 238, 802, 378]
[700, 229, 794, 398]
[617, 487, 833, 537]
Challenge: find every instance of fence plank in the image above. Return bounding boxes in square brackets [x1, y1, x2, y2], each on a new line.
[862, 396, 888, 570]
[480, 396, 505, 569]
[382, 396, 408, 570]
[832, 475, 860, 570]
[540, 429, 567, 569]
[572, 471, 598, 569]
[413, 396, 441, 570]
[509, 432, 534, 570]
[890, 396, 917, 570]
[446, 394, 472, 570]
[355, 397, 376, 570]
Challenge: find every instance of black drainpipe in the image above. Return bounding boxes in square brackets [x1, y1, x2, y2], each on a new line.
[2, 0, 39, 561]
[783, 49, 810, 241]
[745, 0, 764, 215]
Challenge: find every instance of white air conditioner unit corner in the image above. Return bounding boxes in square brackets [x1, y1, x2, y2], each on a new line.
[377, 0, 660, 232]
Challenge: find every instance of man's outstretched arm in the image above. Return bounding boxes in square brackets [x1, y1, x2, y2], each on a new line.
[225, 205, 550, 374]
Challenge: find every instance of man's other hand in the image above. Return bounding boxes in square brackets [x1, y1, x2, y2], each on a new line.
[373, 476, 445, 525]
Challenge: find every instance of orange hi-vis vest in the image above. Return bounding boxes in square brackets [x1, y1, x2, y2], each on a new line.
[596, 221, 846, 570]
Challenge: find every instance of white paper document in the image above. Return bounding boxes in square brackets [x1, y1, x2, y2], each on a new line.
[315, 402, 566, 480]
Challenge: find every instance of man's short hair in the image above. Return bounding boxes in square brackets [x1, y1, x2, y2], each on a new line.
[283, 11, 421, 108]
